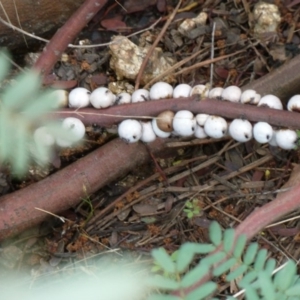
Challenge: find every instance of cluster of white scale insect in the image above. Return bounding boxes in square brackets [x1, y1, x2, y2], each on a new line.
[36, 83, 300, 153]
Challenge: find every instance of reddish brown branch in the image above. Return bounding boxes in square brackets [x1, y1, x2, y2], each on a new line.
[33, 0, 107, 75]
[234, 185, 300, 240]
[50, 97, 300, 129]
[0, 138, 168, 241]
[134, 0, 182, 89]
[242, 54, 300, 102]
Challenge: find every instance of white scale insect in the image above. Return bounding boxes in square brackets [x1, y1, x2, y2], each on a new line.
[50, 84, 299, 151]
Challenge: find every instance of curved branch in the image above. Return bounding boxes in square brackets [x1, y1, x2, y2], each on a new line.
[0, 138, 168, 241]
[242, 54, 300, 102]
[33, 0, 108, 75]
[50, 97, 300, 129]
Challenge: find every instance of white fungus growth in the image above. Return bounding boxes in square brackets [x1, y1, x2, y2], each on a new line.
[68, 87, 90, 108]
[208, 87, 223, 100]
[194, 114, 209, 141]
[194, 124, 208, 139]
[204, 116, 228, 139]
[229, 119, 252, 142]
[118, 119, 142, 143]
[152, 118, 171, 138]
[190, 84, 209, 98]
[66, 83, 300, 152]
[287, 95, 300, 112]
[268, 130, 278, 147]
[131, 89, 150, 103]
[195, 114, 209, 126]
[90, 87, 116, 109]
[140, 121, 156, 143]
[173, 110, 196, 137]
[115, 92, 131, 105]
[173, 83, 192, 98]
[240, 89, 261, 104]
[56, 117, 86, 147]
[253, 122, 273, 144]
[221, 86, 242, 102]
[275, 129, 298, 150]
[149, 82, 173, 100]
[258, 95, 283, 110]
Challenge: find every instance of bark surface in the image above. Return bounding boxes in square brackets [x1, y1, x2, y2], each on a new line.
[0, 0, 84, 49]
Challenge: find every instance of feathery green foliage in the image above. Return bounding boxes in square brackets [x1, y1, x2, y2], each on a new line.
[0, 51, 74, 175]
[148, 221, 300, 299]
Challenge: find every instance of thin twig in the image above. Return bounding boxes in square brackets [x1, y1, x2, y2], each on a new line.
[13, 0, 28, 47]
[33, 0, 108, 75]
[143, 43, 206, 89]
[0, 16, 161, 49]
[135, 0, 183, 90]
[210, 22, 216, 88]
[172, 49, 246, 77]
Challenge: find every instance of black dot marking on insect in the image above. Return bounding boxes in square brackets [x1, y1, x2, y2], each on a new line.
[133, 135, 136, 139]
[192, 127, 195, 131]
[266, 135, 270, 140]
[259, 104, 270, 108]
[249, 97, 255, 104]
[222, 130, 225, 134]
[122, 138, 130, 143]
[291, 106, 300, 113]
[115, 95, 122, 105]
[245, 134, 249, 139]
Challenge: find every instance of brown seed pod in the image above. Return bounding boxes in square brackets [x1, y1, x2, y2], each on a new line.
[156, 110, 174, 132]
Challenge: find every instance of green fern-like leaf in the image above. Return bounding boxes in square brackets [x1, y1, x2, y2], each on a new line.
[254, 248, 268, 272]
[185, 282, 217, 300]
[226, 264, 248, 282]
[243, 242, 259, 265]
[239, 270, 260, 287]
[147, 274, 180, 290]
[149, 221, 300, 300]
[233, 234, 247, 258]
[180, 263, 210, 288]
[285, 283, 300, 296]
[264, 258, 277, 276]
[201, 251, 226, 266]
[258, 270, 276, 299]
[209, 221, 222, 246]
[223, 228, 235, 253]
[147, 294, 181, 300]
[152, 248, 176, 274]
[193, 243, 215, 254]
[213, 257, 237, 277]
[274, 260, 297, 292]
[176, 243, 197, 273]
[244, 284, 260, 300]
[0, 52, 77, 175]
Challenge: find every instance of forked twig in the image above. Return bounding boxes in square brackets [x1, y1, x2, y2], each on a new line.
[33, 0, 108, 75]
[135, 0, 182, 90]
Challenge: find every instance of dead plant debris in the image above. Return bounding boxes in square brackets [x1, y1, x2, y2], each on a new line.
[1, 1, 300, 296]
